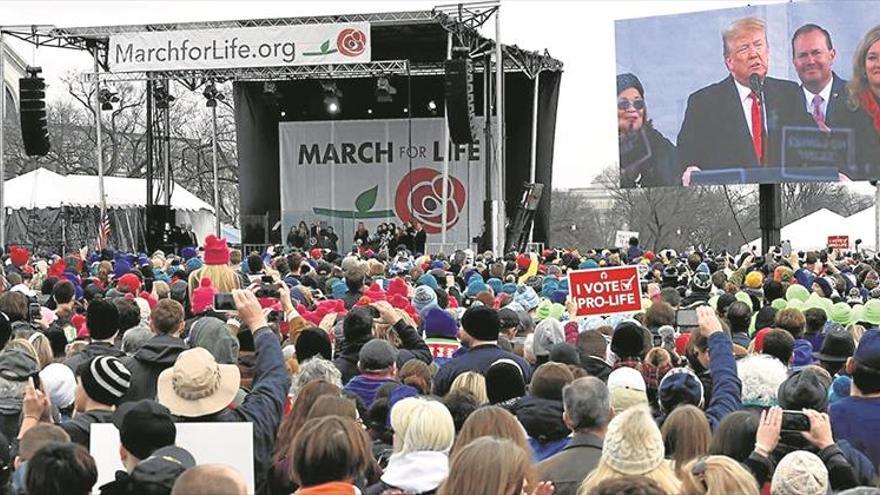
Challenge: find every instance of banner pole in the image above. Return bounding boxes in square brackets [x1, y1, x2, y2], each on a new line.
[441, 32, 451, 246]
[0, 30, 5, 250]
[494, 6, 504, 255]
[528, 71, 540, 244]
[212, 101, 220, 237]
[93, 47, 107, 238]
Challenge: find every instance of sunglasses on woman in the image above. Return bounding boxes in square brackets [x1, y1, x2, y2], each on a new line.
[618, 99, 645, 110]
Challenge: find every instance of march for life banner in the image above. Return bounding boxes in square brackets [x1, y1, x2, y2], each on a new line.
[109, 22, 370, 72]
[568, 266, 643, 317]
[279, 118, 486, 250]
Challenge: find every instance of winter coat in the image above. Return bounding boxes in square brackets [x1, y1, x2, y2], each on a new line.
[536, 432, 603, 495]
[512, 395, 571, 462]
[59, 409, 115, 450]
[363, 451, 448, 495]
[175, 327, 290, 495]
[433, 344, 533, 397]
[704, 332, 742, 430]
[120, 334, 189, 402]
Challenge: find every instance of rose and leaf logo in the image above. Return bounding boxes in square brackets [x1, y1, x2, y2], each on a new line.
[303, 27, 367, 58]
[311, 168, 467, 234]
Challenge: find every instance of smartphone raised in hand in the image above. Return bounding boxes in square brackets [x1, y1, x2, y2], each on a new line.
[214, 293, 237, 312]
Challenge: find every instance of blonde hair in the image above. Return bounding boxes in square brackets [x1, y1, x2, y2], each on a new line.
[450, 372, 488, 405]
[27, 333, 54, 369]
[849, 323, 866, 346]
[579, 461, 680, 495]
[847, 25, 880, 109]
[152, 280, 170, 300]
[390, 397, 455, 454]
[722, 17, 767, 57]
[438, 436, 534, 495]
[661, 405, 711, 478]
[679, 455, 760, 495]
[187, 264, 240, 298]
[7, 338, 39, 365]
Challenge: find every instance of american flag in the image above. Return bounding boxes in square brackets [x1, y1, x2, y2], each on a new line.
[97, 211, 111, 250]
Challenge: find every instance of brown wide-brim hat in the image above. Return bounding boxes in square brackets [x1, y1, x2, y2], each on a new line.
[157, 347, 240, 418]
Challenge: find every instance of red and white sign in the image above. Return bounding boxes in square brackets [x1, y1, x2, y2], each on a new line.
[827, 235, 849, 250]
[568, 266, 642, 317]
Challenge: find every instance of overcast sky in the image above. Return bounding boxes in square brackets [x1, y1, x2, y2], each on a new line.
[1, 0, 804, 190]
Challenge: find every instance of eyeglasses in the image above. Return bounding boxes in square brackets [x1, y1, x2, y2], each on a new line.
[618, 99, 645, 111]
[691, 456, 708, 491]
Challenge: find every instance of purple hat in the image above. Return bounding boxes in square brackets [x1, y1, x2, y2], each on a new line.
[423, 307, 458, 339]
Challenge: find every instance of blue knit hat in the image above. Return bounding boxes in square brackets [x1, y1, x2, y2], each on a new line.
[501, 283, 517, 295]
[180, 247, 197, 261]
[186, 257, 203, 273]
[466, 279, 489, 297]
[514, 285, 540, 311]
[550, 289, 568, 305]
[114, 257, 132, 279]
[417, 273, 439, 290]
[487, 278, 503, 295]
[541, 278, 559, 298]
[412, 285, 439, 314]
[331, 280, 348, 299]
[423, 306, 458, 339]
[579, 259, 599, 270]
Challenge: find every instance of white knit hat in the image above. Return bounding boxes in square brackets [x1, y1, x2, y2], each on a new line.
[600, 405, 664, 475]
[771, 450, 828, 495]
[39, 362, 75, 409]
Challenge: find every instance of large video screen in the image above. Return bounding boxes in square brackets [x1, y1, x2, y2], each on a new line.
[615, 2, 880, 188]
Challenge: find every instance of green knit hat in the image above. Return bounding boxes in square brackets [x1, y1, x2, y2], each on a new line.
[862, 299, 880, 326]
[535, 299, 552, 321]
[771, 298, 788, 311]
[786, 284, 809, 302]
[829, 302, 853, 326]
[549, 303, 565, 321]
[787, 299, 805, 312]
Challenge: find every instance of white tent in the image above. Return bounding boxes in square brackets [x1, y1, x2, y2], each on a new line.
[3, 168, 217, 251]
[841, 206, 877, 252]
[744, 208, 848, 252]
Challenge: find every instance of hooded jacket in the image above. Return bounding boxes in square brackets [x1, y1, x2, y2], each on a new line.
[364, 451, 448, 495]
[512, 395, 571, 462]
[120, 334, 189, 402]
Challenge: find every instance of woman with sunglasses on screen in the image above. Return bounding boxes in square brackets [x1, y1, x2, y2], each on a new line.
[617, 73, 678, 188]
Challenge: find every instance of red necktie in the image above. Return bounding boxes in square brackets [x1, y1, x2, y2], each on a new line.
[750, 92, 764, 164]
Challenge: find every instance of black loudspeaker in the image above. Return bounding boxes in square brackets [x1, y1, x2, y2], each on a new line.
[19, 69, 50, 156]
[444, 58, 478, 144]
[145, 205, 175, 252]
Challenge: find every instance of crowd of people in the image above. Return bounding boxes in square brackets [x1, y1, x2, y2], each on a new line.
[287, 220, 427, 258]
[0, 235, 878, 494]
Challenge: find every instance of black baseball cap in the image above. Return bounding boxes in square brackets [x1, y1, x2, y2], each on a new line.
[114, 399, 177, 460]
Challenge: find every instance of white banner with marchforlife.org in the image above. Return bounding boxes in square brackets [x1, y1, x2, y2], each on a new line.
[109, 22, 370, 72]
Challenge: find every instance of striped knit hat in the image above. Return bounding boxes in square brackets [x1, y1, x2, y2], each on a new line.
[78, 356, 131, 406]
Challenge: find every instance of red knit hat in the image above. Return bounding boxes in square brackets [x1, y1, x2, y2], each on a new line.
[387, 277, 409, 299]
[203, 235, 230, 265]
[48, 259, 66, 278]
[192, 277, 216, 314]
[9, 246, 29, 267]
[364, 282, 387, 302]
[516, 253, 531, 271]
[116, 273, 141, 293]
[675, 332, 691, 357]
[310, 248, 323, 260]
[753, 327, 773, 353]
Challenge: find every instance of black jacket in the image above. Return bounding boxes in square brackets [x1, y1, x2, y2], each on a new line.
[60, 409, 115, 450]
[333, 320, 432, 385]
[512, 395, 569, 443]
[63, 341, 126, 374]
[120, 335, 188, 402]
[677, 75, 808, 173]
[620, 125, 678, 187]
[579, 355, 611, 382]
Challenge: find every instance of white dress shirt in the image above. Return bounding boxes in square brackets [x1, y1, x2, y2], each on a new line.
[734, 78, 766, 138]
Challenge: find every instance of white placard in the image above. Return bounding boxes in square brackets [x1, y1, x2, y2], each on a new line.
[109, 23, 371, 72]
[615, 230, 639, 248]
[90, 422, 254, 494]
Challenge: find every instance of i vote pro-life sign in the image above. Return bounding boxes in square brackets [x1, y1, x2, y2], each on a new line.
[568, 266, 642, 317]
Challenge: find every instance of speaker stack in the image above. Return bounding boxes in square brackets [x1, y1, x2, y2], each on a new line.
[444, 58, 479, 145]
[19, 67, 50, 157]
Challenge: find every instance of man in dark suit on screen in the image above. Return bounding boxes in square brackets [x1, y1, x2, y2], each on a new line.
[677, 17, 808, 185]
[791, 23, 880, 179]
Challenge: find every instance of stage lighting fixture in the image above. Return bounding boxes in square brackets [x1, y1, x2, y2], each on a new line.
[203, 82, 225, 108]
[375, 76, 397, 103]
[98, 88, 120, 111]
[403, 107, 409, 114]
[427, 100, 437, 112]
[321, 81, 342, 114]
[367, 108, 373, 115]
[280, 111, 287, 117]
[153, 83, 175, 110]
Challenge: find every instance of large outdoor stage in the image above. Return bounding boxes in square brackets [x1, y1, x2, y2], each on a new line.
[1, 2, 563, 253]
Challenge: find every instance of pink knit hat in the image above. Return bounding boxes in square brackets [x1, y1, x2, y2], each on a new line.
[192, 277, 217, 314]
[203, 235, 230, 265]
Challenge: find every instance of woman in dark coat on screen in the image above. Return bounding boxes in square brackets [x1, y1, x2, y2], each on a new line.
[617, 73, 678, 188]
